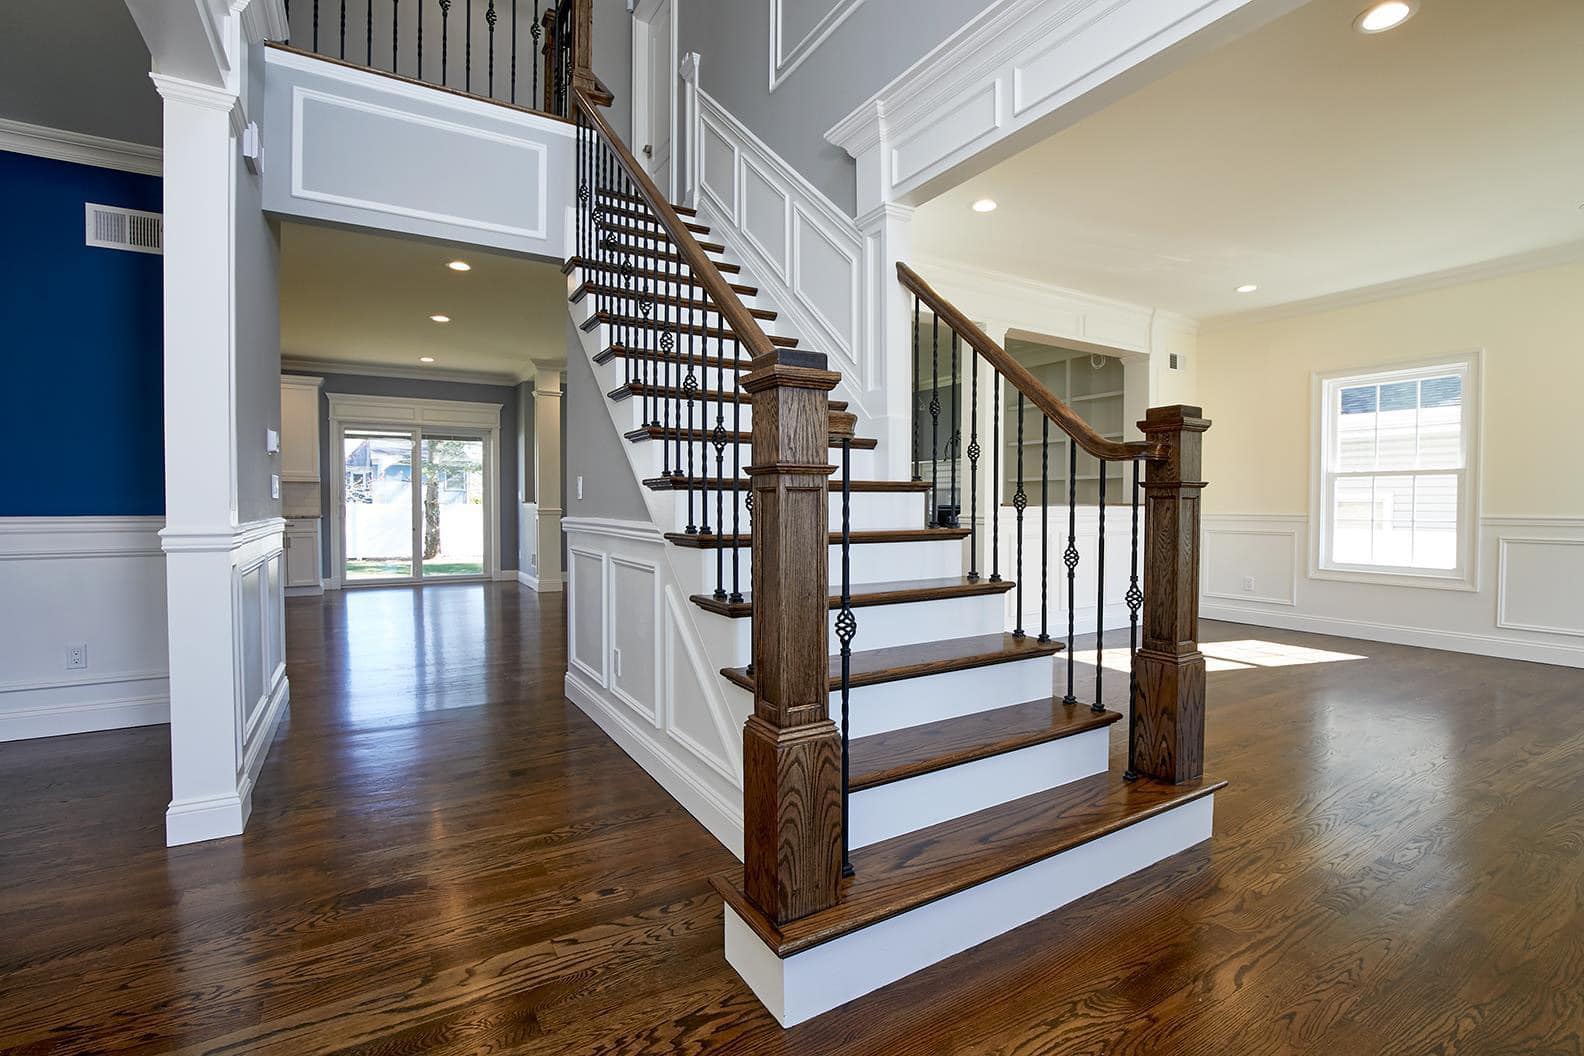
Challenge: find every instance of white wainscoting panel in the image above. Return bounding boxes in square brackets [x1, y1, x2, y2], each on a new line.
[1201, 514, 1584, 668]
[610, 556, 662, 725]
[0, 517, 170, 741]
[568, 547, 609, 687]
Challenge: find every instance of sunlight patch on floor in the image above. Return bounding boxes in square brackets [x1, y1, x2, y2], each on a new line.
[1064, 639, 1368, 674]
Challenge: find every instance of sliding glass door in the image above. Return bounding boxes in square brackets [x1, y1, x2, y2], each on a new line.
[341, 428, 490, 585]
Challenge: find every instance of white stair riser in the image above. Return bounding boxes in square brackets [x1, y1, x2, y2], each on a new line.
[849, 727, 1110, 848]
[692, 591, 1010, 668]
[632, 439, 877, 481]
[653, 488, 925, 534]
[723, 794, 1217, 1027]
[674, 537, 964, 596]
[720, 654, 1055, 739]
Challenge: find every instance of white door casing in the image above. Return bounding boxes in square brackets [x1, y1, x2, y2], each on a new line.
[632, 0, 676, 197]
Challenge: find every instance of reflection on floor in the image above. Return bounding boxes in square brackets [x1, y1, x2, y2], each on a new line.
[1, 584, 1580, 1054]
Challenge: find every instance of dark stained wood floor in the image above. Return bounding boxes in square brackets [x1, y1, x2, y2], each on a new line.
[2, 582, 1581, 1054]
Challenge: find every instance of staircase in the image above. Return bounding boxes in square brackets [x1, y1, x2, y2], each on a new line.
[567, 90, 1221, 1027]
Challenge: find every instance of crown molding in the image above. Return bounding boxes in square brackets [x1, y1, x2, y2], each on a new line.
[150, 72, 241, 113]
[240, 0, 289, 43]
[0, 118, 162, 177]
[281, 356, 528, 388]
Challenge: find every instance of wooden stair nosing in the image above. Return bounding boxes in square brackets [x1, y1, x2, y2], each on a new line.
[565, 248, 743, 274]
[599, 220, 726, 253]
[720, 631, 1059, 693]
[644, 475, 929, 494]
[626, 425, 876, 448]
[669, 526, 970, 552]
[689, 576, 1014, 618]
[610, 383, 845, 410]
[574, 282, 777, 321]
[583, 312, 799, 348]
[712, 772, 1228, 957]
[600, 204, 710, 233]
[566, 259, 759, 297]
[597, 189, 698, 217]
[594, 344, 758, 373]
[848, 700, 1122, 793]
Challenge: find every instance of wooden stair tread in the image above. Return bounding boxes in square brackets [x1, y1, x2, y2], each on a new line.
[566, 249, 742, 274]
[610, 384, 844, 410]
[848, 699, 1121, 792]
[712, 772, 1226, 957]
[625, 425, 876, 448]
[575, 282, 776, 320]
[599, 221, 727, 253]
[594, 344, 758, 372]
[670, 526, 969, 552]
[597, 189, 697, 217]
[721, 630, 1056, 692]
[690, 576, 1013, 618]
[599, 205, 709, 233]
[644, 475, 929, 493]
[567, 259, 758, 297]
[584, 312, 798, 348]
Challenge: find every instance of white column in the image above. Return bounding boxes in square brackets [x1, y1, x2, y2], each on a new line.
[530, 368, 564, 591]
[857, 202, 916, 482]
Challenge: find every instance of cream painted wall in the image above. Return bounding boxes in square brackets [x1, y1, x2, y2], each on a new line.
[1199, 261, 1584, 518]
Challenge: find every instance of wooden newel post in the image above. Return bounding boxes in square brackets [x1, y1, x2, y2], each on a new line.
[569, 0, 596, 96]
[740, 349, 845, 925]
[1133, 405, 1211, 783]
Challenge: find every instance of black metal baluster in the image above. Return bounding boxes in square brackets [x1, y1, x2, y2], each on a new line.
[340, 0, 347, 58]
[711, 326, 728, 600]
[365, 0, 372, 65]
[1039, 416, 1050, 643]
[990, 375, 1001, 582]
[949, 331, 960, 528]
[967, 348, 980, 580]
[929, 314, 940, 527]
[837, 436, 856, 879]
[312, 0, 319, 51]
[659, 217, 672, 481]
[730, 334, 743, 604]
[486, 1, 497, 97]
[1093, 462, 1108, 713]
[417, 0, 423, 78]
[393, 0, 399, 72]
[510, 0, 517, 102]
[683, 272, 698, 532]
[439, 0, 450, 85]
[1124, 460, 1143, 780]
[465, 0, 472, 93]
[531, 1, 541, 111]
[1062, 443, 1079, 705]
[911, 297, 921, 481]
[1012, 393, 1026, 638]
[671, 222, 684, 479]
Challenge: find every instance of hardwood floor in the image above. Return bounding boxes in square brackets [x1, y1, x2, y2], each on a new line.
[2, 582, 1581, 1054]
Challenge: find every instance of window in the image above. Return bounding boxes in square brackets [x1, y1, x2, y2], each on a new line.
[1314, 353, 1480, 588]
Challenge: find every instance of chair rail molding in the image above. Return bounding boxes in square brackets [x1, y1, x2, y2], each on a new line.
[824, 0, 1301, 213]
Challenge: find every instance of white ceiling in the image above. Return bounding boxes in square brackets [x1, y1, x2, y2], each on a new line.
[912, 0, 1584, 322]
[279, 221, 569, 381]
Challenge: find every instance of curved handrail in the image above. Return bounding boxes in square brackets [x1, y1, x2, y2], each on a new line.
[574, 87, 776, 363]
[897, 262, 1163, 463]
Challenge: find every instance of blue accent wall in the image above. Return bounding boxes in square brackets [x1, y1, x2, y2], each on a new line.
[0, 151, 164, 516]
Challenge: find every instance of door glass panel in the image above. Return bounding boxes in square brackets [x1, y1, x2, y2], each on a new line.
[344, 431, 414, 580]
[420, 436, 485, 577]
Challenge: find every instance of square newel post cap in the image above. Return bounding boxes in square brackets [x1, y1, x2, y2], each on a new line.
[1138, 405, 1211, 435]
[742, 349, 839, 395]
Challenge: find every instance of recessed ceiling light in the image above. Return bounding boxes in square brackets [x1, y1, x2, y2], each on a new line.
[1354, 0, 1417, 34]
[419, 356, 436, 363]
[972, 198, 998, 213]
[447, 260, 471, 271]
[1235, 284, 1259, 294]
[430, 314, 451, 323]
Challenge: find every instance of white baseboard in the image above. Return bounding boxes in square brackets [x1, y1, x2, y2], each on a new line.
[517, 568, 566, 593]
[0, 691, 169, 742]
[285, 584, 325, 597]
[1202, 603, 1584, 669]
[165, 791, 250, 846]
[564, 667, 743, 857]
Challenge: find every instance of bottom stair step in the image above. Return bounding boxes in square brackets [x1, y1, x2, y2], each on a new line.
[715, 772, 1226, 1026]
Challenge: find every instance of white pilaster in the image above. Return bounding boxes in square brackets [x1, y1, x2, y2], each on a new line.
[857, 202, 916, 481]
[530, 368, 565, 591]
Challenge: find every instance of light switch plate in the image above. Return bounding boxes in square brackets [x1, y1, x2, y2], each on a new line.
[266, 427, 280, 454]
[271, 474, 281, 500]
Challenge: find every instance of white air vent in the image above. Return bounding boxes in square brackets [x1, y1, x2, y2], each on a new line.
[85, 202, 163, 255]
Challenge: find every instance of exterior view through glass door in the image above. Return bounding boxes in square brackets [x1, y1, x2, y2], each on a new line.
[343, 430, 487, 583]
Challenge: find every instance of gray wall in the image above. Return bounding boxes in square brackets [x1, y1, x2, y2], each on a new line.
[592, 0, 633, 142]
[563, 318, 648, 520]
[238, 44, 286, 525]
[678, 0, 997, 214]
[286, 370, 522, 574]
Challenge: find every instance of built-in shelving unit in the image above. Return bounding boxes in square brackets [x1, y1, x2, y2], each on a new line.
[1001, 340, 1127, 505]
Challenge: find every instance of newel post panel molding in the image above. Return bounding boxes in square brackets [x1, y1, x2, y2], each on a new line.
[741, 350, 845, 925]
[1132, 405, 1211, 783]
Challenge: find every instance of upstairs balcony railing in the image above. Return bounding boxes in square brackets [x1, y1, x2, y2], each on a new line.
[281, 0, 605, 116]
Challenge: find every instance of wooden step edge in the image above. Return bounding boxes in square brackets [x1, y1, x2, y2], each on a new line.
[720, 629, 1057, 693]
[593, 344, 757, 372]
[848, 701, 1122, 793]
[574, 282, 777, 321]
[610, 384, 846, 410]
[584, 312, 799, 348]
[625, 426, 876, 449]
[566, 259, 759, 297]
[644, 475, 928, 493]
[689, 576, 1015, 618]
[711, 773, 1228, 958]
[600, 205, 710, 234]
[669, 526, 970, 552]
[564, 249, 742, 274]
[600, 222, 727, 253]
[597, 189, 698, 217]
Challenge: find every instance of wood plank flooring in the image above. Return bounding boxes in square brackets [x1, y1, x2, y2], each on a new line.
[2, 582, 1581, 1054]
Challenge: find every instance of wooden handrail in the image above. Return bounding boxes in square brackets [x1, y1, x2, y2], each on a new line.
[574, 88, 776, 364]
[896, 262, 1164, 464]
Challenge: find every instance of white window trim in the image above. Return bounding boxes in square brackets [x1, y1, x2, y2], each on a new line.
[1309, 350, 1483, 592]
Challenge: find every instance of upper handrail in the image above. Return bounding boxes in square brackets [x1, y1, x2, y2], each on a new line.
[897, 262, 1164, 464]
[574, 88, 776, 363]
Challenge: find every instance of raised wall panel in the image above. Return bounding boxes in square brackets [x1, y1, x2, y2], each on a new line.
[1498, 538, 1584, 637]
[700, 120, 738, 216]
[792, 206, 857, 353]
[741, 160, 789, 274]
[611, 557, 661, 724]
[569, 548, 608, 686]
[1202, 527, 1299, 606]
[889, 82, 1000, 189]
[771, 0, 869, 90]
[664, 589, 741, 782]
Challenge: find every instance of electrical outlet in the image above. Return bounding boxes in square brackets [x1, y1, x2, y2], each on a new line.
[65, 643, 88, 670]
[613, 648, 623, 678]
[271, 474, 281, 499]
[577, 475, 584, 501]
[1241, 575, 1256, 593]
